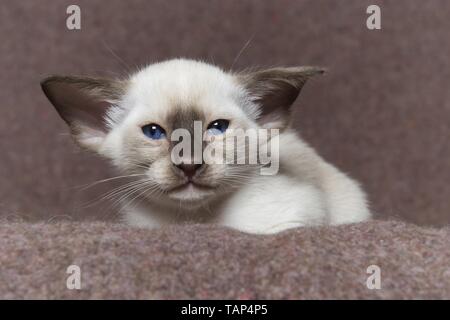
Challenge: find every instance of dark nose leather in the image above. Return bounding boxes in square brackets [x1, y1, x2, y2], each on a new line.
[176, 163, 203, 179]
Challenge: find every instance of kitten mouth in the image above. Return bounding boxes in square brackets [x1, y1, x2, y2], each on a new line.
[168, 181, 215, 192]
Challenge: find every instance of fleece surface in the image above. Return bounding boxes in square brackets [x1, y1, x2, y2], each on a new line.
[1, 220, 449, 299]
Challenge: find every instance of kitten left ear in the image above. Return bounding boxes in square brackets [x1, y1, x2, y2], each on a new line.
[237, 66, 325, 129]
[41, 75, 127, 152]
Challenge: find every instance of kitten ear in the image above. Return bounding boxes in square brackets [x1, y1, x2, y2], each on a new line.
[41, 75, 127, 151]
[237, 66, 325, 129]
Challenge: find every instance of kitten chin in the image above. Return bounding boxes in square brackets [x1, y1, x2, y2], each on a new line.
[166, 183, 217, 203]
[42, 58, 371, 234]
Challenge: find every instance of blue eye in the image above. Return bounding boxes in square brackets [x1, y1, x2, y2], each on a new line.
[142, 124, 166, 140]
[207, 119, 229, 135]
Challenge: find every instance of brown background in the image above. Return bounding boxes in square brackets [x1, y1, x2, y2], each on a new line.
[0, 0, 449, 226]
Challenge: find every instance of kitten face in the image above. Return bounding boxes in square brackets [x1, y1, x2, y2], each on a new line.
[104, 60, 260, 206]
[41, 59, 324, 210]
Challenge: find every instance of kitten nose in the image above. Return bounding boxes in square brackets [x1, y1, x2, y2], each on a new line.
[176, 163, 203, 179]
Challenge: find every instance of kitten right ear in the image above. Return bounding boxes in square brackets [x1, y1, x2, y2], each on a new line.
[237, 66, 325, 129]
[41, 75, 127, 152]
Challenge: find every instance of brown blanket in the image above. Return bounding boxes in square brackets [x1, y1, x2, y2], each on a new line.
[1, 220, 449, 299]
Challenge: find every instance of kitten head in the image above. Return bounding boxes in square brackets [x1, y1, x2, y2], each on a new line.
[41, 59, 323, 209]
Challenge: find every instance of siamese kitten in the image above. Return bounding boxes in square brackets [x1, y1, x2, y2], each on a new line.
[41, 58, 370, 234]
